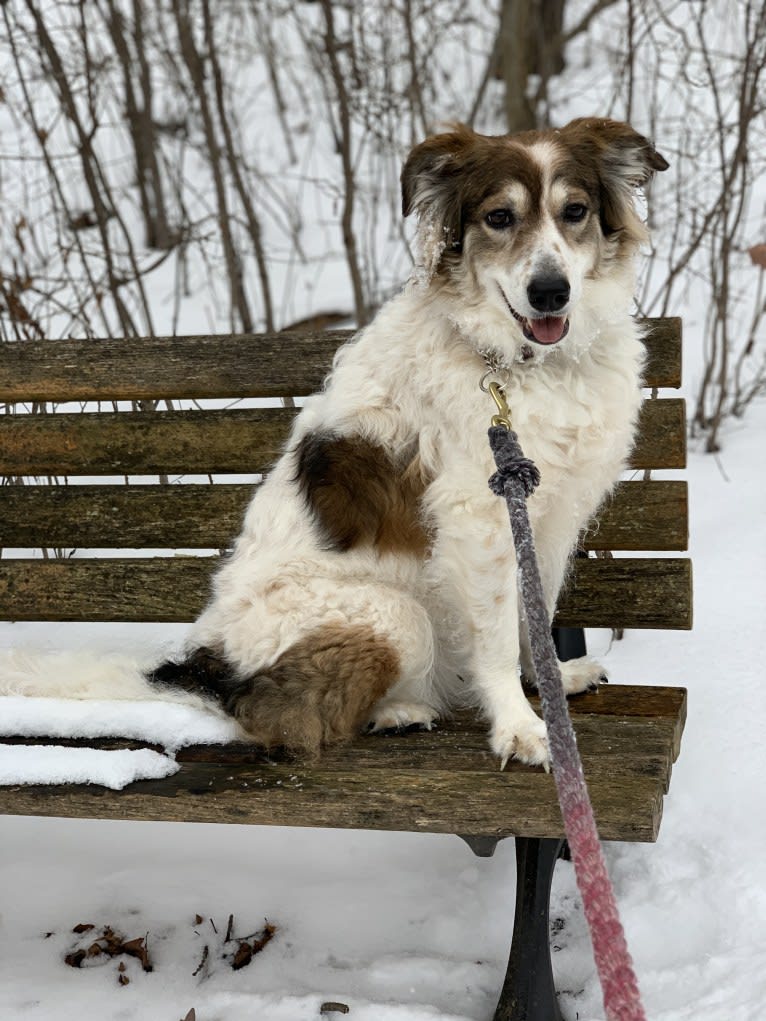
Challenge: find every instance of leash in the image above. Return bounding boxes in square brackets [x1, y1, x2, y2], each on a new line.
[484, 378, 648, 1021]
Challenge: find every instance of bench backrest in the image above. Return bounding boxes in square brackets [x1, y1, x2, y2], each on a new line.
[0, 319, 691, 630]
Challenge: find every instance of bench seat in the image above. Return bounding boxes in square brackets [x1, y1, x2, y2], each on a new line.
[0, 686, 686, 841]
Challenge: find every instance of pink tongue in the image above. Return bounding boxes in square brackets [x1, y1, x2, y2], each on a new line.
[529, 316, 567, 344]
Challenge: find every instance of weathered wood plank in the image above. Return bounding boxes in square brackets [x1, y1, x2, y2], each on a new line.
[0, 484, 254, 549]
[0, 408, 292, 476]
[641, 316, 682, 388]
[0, 398, 686, 476]
[0, 734, 674, 784]
[0, 686, 686, 759]
[0, 480, 688, 551]
[556, 557, 692, 629]
[584, 481, 688, 551]
[0, 721, 677, 790]
[0, 761, 665, 841]
[0, 687, 686, 830]
[0, 556, 693, 628]
[0, 317, 680, 403]
[630, 398, 686, 469]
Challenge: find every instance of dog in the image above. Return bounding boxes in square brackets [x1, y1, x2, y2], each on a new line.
[0, 118, 667, 769]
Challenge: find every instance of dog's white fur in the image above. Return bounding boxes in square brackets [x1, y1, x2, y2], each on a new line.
[0, 119, 667, 768]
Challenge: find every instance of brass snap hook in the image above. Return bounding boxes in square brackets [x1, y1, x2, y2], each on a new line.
[487, 380, 512, 430]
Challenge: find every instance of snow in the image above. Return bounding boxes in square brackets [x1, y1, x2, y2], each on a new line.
[0, 695, 238, 754]
[0, 745, 178, 790]
[0, 690, 238, 791]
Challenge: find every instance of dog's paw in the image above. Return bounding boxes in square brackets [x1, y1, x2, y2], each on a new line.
[366, 700, 438, 734]
[559, 656, 608, 695]
[491, 712, 549, 770]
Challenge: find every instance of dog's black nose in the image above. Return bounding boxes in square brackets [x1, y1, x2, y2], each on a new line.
[527, 275, 570, 313]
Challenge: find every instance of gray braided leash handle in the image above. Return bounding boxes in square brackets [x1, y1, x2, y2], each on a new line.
[488, 424, 647, 1021]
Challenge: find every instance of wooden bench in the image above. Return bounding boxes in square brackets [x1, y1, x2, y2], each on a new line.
[0, 319, 690, 1021]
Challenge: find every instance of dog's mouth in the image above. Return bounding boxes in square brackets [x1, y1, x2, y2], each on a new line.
[501, 290, 570, 346]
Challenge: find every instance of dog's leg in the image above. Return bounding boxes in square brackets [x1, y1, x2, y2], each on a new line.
[519, 529, 608, 697]
[469, 590, 549, 768]
[427, 483, 549, 768]
[520, 611, 606, 695]
[366, 698, 438, 732]
[366, 595, 440, 733]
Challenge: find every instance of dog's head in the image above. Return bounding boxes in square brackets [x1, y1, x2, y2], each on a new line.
[401, 118, 668, 352]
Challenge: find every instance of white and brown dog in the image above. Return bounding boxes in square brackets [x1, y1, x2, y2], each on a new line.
[2, 118, 668, 768]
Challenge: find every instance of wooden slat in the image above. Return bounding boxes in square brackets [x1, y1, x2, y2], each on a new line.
[0, 408, 292, 476]
[0, 731, 675, 787]
[0, 690, 690, 763]
[0, 555, 693, 628]
[0, 484, 254, 549]
[630, 398, 686, 469]
[642, 317, 682, 388]
[0, 686, 686, 836]
[555, 557, 692, 630]
[0, 689, 688, 770]
[0, 398, 686, 476]
[0, 762, 665, 841]
[0, 480, 687, 551]
[584, 480, 688, 551]
[0, 317, 680, 403]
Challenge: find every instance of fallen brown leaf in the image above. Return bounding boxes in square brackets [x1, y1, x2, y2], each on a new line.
[63, 924, 153, 975]
[64, 950, 87, 969]
[749, 244, 766, 268]
[121, 936, 153, 973]
[227, 921, 276, 971]
[252, 923, 277, 954]
[231, 941, 253, 971]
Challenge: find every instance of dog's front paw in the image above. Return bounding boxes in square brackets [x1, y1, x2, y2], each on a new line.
[559, 655, 608, 695]
[366, 700, 438, 734]
[491, 711, 549, 770]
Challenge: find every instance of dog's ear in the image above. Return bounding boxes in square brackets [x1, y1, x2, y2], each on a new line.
[401, 125, 478, 256]
[560, 118, 668, 237]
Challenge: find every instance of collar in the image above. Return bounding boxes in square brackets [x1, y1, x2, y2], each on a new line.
[479, 344, 536, 375]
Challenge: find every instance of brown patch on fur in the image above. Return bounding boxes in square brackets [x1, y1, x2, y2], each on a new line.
[554, 119, 668, 248]
[294, 432, 431, 556]
[224, 625, 400, 756]
[401, 124, 543, 261]
[401, 118, 668, 272]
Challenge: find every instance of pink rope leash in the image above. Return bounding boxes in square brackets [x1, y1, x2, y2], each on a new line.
[488, 423, 647, 1021]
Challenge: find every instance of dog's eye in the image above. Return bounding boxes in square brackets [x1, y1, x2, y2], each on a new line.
[563, 203, 588, 223]
[485, 209, 514, 229]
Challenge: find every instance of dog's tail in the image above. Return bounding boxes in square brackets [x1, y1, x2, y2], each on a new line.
[0, 622, 401, 756]
[0, 647, 176, 703]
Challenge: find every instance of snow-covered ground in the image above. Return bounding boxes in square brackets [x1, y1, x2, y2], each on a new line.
[1, 373, 765, 1020]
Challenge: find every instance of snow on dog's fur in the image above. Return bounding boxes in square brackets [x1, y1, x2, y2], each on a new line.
[0, 118, 668, 768]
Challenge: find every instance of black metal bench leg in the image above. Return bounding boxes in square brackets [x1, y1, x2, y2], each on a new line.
[468, 622, 581, 1018]
[493, 836, 566, 1021]
[552, 625, 587, 662]
[457, 834, 501, 857]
